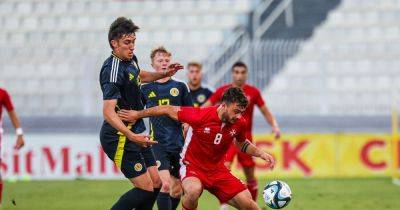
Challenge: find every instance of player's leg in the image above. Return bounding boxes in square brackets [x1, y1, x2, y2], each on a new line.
[212, 169, 258, 210]
[158, 170, 172, 210]
[227, 190, 260, 210]
[181, 177, 203, 210]
[153, 145, 173, 210]
[100, 131, 155, 210]
[170, 176, 182, 210]
[238, 151, 258, 201]
[220, 144, 238, 210]
[137, 146, 162, 210]
[169, 152, 183, 210]
[111, 157, 155, 210]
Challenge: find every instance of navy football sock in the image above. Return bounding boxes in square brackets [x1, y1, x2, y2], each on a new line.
[170, 196, 181, 210]
[157, 192, 172, 210]
[137, 188, 161, 210]
[110, 188, 153, 210]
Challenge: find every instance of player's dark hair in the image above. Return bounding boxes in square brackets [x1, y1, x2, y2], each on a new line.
[231, 61, 248, 71]
[108, 17, 139, 49]
[221, 87, 248, 109]
[231, 61, 247, 71]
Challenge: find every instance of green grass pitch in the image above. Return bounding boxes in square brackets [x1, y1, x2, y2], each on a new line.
[2, 178, 399, 210]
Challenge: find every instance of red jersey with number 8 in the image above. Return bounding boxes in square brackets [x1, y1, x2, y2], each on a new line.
[178, 106, 247, 171]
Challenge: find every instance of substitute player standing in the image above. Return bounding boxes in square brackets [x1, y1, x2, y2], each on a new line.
[99, 17, 182, 210]
[203, 61, 280, 207]
[0, 88, 25, 208]
[141, 47, 193, 210]
[186, 62, 213, 107]
[118, 87, 275, 210]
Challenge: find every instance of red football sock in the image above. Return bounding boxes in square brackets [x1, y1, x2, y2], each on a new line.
[247, 179, 258, 201]
[182, 203, 197, 210]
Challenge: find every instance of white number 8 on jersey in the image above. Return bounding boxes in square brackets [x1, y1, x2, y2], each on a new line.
[214, 133, 222, 145]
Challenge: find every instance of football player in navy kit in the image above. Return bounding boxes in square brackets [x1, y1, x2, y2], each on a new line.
[186, 62, 213, 107]
[99, 17, 182, 210]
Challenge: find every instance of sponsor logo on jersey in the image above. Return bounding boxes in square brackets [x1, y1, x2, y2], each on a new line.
[230, 129, 237, 137]
[197, 94, 206, 103]
[148, 91, 157, 98]
[204, 127, 211, 134]
[129, 73, 135, 81]
[170, 88, 179, 97]
[134, 163, 143, 172]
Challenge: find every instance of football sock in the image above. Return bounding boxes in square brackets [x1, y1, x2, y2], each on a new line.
[170, 196, 181, 210]
[137, 188, 161, 210]
[247, 179, 258, 201]
[182, 203, 197, 210]
[110, 188, 153, 210]
[157, 192, 172, 210]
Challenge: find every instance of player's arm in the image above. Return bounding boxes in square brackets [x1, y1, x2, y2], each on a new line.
[259, 105, 281, 139]
[140, 63, 183, 83]
[7, 110, 25, 149]
[103, 99, 157, 147]
[3, 90, 24, 149]
[118, 105, 180, 122]
[235, 139, 275, 170]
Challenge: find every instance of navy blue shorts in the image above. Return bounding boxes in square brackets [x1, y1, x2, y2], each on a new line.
[100, 128, 156, 179]
[152, 145, 181, 178]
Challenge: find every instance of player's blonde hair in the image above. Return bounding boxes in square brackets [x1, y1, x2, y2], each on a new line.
[150, 46, 171, 61]
[187, 61, 202, 70]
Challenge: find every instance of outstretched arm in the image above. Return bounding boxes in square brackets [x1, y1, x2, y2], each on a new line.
[103, 100, 157, 146]
[140, 63, 183, 83]
[259, 105, 281, 139]
[235, 139, 275, 170]
[118, 105, 181, 122]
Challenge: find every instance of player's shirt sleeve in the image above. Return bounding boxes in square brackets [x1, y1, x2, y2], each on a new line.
[255, 88, 265, 107]
[2, 89, 14, 111]
[181, 82, 194, 107]
[100, 62, 124, 100]
[177, 107, 202, 127]
[208, 86, 224, 105]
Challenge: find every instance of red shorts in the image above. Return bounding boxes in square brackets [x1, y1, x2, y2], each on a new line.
[180, 164, 247, 203]
[225, 140, 255, 168]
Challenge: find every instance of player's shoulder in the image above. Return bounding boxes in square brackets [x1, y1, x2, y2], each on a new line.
[171, 77, 190, 90]
[244, 84, 260, 91]
[101, 55, 125, 73]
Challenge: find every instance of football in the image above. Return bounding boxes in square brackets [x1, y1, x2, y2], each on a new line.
[263, 180, 292, 209]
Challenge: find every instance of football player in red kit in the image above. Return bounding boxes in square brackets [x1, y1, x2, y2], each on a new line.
[118, 87, 275, 210]
[203, 61, 280, 207]
[0, 88, 25, 207]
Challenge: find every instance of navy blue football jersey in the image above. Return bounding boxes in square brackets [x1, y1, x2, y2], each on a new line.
[141, 79, 193, 152]
[189, 86, 213, 107]
[99, 53, 146, 151]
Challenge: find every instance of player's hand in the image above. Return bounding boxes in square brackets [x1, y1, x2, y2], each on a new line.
[260, 152, 275, 170]
[272, 125, 281, 139]
[128, 133, 158, 147]
[118, 109, 139, 123]
[165, 63, 184, 77]
[14, 135, 25, 150]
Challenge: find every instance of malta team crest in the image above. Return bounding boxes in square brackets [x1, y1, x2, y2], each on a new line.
[134, 163, 143, 172]
[170, 88, 179, 97]
[197, 94, 206, 103]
